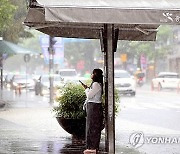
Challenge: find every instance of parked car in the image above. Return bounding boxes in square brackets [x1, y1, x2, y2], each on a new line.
[56, 69, 79, 83]
[114, 70, 136, 96]
[151, 72, 180, 90]
[10, 74, 35, 90]
[34, 74, 63, 96]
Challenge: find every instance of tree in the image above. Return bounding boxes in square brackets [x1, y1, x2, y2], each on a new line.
[0, 0, 33, 43]
[154, 25, 173, 59]
[64, 40, 99, 73]
[0, 0, 16, 32]
[116, 25, 173, 69]
[20, 29, 42, 52]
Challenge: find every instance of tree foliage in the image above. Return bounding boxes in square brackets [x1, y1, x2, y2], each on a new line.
[64, 40, 100, 72]
[154, 25, 173, 59]
[0, 0, 16, 32]
[116, 25, 173, 64]
[0, 0, 33, 43]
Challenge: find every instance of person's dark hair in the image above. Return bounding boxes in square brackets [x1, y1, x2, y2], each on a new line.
[92, 68, 103, 94]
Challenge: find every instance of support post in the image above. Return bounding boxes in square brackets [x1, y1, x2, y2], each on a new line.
[100, 24, 119, 153]
[0, 68, 3, 90]
[0, 54, 3, 90]
[100, 25, 108, 152]
[49, 36, 54, 105]
[106, 24, 115, 154]
[102, 24, 117, 153]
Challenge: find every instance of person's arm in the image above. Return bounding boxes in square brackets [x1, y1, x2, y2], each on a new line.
[85, 82, 101, 99]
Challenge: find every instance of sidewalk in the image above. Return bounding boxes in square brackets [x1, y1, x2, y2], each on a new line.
[0, 107, 84, 153]
[0, 106, 141, 154]
[0, 89, 141, 154]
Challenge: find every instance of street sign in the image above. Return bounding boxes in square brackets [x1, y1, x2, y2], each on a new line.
[24, 54, 30, 62]
[140, 54, 147, 70]
[120, 54, 127, 62]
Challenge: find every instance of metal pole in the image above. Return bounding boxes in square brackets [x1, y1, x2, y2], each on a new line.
[0, 68, 3, 90]
[26, 61, 27, 94]
[0, 38, 3, 90]
[0, 59, 4, 108]
[100, 25, 109, 152]
[0, 55, 3, 90]
[103, 24, 115, 153]
[49, 36, 54, 105]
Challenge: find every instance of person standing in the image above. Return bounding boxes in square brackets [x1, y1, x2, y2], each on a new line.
[82, 68, 104, 154]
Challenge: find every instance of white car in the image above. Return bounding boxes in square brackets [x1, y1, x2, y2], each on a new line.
[114, 70, 136, 96]
[11, 74, 35, 90]
[56, 69, 79, 83]
[151, 72, 180, 90]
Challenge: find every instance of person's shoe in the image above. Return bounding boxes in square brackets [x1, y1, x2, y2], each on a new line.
[83, 149, 96, 153]
[90, 149, 96, 153]
[83, 149, 90, 153]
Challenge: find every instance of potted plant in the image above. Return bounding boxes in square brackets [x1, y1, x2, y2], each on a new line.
[53, 82, 120, 139]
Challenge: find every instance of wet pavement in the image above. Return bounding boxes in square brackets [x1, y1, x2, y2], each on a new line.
[2, 85, 180, 154]
[0, 89, 140, 154]
[0, 107, 98, 154]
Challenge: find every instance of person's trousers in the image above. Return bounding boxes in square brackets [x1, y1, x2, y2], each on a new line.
[86, 102, 103, 150]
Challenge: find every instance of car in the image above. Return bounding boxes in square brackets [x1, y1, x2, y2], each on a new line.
[10, 74, 35, 90]
[34, 74, 63, 96]
[114, 70, 136, 96]
[56, 69, 79, 83]
[151, 72, 180, 90]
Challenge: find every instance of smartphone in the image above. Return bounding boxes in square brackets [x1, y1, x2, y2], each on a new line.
[79, 80, 85, 85]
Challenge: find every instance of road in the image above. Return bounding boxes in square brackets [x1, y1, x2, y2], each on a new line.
[0, 85, 180, 154]
[116, 85, 180, 154]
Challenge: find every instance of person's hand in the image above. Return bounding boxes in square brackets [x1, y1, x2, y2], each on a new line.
[83, 84, 88, 89]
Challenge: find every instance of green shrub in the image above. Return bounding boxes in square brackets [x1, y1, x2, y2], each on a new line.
[53, 82, 120, 119]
